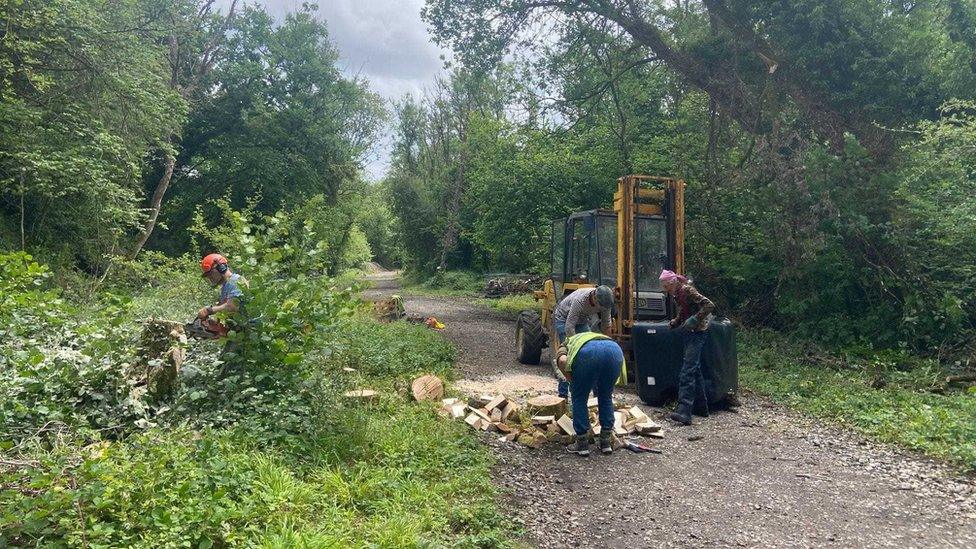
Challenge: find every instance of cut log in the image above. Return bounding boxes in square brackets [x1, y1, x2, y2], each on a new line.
[527, 395, 567, 417]
[344, 389, 379, 401]
[411, 374, 444, 402]
[556, 414, 576, 435]
[485, 395, 507, 411]
[531, 415, 555, 425]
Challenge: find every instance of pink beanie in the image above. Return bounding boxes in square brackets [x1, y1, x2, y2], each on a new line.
[659, 269, 687, 283]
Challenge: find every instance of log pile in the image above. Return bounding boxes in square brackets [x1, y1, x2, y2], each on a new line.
[483, 275, 545, 298]
[437, 393, 664, 448]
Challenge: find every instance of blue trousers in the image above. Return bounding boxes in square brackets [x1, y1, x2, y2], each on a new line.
[570, 340, 624, 436]
[555, 320, 590, 397]
[676, 330, 708, 415]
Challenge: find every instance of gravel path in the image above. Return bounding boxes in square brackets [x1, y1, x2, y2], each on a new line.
[366, 273, 976, 548]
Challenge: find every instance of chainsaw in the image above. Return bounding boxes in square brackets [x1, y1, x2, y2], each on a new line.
[184, 318, 229, 340]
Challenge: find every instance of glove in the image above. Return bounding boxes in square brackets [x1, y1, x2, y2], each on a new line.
[198, 307, 212, 319]
[681, 315, 700, 331]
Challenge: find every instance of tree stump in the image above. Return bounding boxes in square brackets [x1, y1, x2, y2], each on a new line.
[527, 395, 567, 418]
[127, 319, 187, 404]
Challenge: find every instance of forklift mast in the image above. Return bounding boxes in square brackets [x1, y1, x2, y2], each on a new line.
[614, 175, 685, 338]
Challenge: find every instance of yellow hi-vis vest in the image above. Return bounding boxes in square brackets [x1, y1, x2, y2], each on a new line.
[564, 332, 628, 386]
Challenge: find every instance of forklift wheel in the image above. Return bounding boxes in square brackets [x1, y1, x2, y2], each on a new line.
[515, 310, 545, 365]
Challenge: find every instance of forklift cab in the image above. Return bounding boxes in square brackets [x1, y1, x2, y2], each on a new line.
[550, 210, 671, 321]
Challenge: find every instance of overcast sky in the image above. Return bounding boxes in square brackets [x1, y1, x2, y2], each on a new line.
[249, 0, 448, 180]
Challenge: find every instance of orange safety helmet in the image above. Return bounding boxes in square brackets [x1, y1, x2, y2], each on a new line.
[200, 253, 229, 276]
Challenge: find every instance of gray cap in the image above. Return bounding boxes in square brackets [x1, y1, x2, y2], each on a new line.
[594, 285, 614, 308]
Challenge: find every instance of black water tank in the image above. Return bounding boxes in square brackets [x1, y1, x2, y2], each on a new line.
[632, 319, 738, 406]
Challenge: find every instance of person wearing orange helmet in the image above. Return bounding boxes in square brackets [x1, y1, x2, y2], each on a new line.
[197, 253, 246, 330]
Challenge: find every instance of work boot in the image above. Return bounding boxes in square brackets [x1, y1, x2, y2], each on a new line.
[669, 409, 692, 426]
[693, 400, 710, 418]
[567, 435, 590, 456]
[599, 432, 613, 454]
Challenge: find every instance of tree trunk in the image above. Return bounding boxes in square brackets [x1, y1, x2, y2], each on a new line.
[129, 149, 176, 260]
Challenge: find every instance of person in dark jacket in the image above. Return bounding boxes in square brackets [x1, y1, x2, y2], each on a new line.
[660, 269, 715, 425]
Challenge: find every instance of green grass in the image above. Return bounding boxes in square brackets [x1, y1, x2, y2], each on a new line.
[2, 317, 516, 547]
[740, 330, 976, 472]
[399, 270, 484, 297]
[476, 294, 541, 318]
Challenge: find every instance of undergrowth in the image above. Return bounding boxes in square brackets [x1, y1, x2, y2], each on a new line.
[476, 295, 540, 318]
[740, 329, 976, 472]
[0, 206, 514, 547]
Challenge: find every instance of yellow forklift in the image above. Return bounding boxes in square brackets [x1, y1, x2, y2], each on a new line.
[514, 175, 737, 406]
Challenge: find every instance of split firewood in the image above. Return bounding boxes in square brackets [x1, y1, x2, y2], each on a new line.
[531, 415, 555, 425]
[490, 408, 503, 422]
[587, 397, 599, 408]
[500, 401, 518, 422]
[464, 413, 484, 430]
[485, 395, 507, 411]
[635, 422, 662, 435]
[472, 407, 492, 423]
[442, 398, 459, 406]
[556, 414, 576, 435]
[628, 406, 649, 422]
[344, 389, 378, 401]
[495, 422, 514, 433]
[468, 394, 493, 409]
[450, 404, 468, 419]
[411, 374, 444, 402]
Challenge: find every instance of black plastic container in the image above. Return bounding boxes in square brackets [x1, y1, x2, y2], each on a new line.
[632, 319, 738, 406]
[632, 321, 683, 405]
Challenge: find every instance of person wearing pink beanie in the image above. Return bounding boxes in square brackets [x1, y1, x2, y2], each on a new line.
[660, 269, 715, 425]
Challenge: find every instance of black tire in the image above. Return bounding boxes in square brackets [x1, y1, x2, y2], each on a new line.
[516, 310, 545, 365]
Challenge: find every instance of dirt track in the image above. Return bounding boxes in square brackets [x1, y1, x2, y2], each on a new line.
[366, 273, 976, 548]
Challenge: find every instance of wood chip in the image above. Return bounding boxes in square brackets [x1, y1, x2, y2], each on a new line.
[411, 374, 444, 402]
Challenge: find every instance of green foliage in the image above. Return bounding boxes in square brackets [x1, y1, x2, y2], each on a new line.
[1, 211, 514, 546]
[0, 0, 187, 269]
[153, 4, 384, 256]
[740, 330, 976, 471]
[476, 295, 541, 318]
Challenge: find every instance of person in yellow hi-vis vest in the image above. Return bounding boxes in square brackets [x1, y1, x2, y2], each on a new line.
[555, 332, 626, 456]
